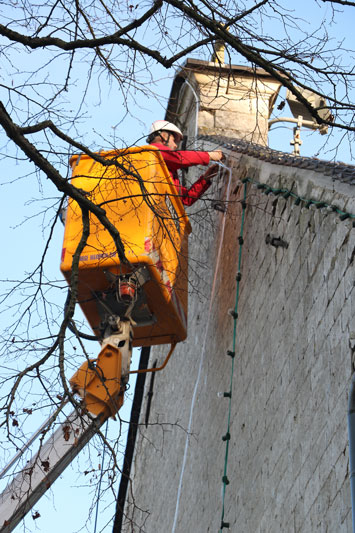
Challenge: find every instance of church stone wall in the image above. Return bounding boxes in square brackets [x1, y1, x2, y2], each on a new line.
[122, 151, 355, 533]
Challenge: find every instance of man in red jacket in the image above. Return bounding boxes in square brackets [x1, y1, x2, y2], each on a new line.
[147, 120, 224, 206]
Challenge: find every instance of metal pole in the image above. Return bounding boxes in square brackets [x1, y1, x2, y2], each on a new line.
[0, 409, 105, 533]
[0, 400, 68, 480]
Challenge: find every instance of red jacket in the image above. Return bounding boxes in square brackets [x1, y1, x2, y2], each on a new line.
[151, 142, 211, 206]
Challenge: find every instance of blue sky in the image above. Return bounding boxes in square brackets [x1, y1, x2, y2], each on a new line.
[1, 1, 355, 532]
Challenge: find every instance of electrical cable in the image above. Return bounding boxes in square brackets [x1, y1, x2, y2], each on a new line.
[199, 136, 355, 226]
[112, 346, 151, 532]
[246, 176, 355, 223]
[171, 165, 233, 533]
[217, 173, 353, 530]
[219, 181, 248, 532]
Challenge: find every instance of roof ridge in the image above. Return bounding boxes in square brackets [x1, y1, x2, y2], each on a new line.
[199, 135, 355, 183]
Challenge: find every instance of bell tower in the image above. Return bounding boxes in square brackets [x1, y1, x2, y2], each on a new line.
[166, 57, 281, 145]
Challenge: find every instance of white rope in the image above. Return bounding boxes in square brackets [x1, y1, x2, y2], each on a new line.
[171, 165, 233, 532]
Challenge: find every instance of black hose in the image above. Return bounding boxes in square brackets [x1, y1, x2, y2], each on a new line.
[112, 346, 151, 532]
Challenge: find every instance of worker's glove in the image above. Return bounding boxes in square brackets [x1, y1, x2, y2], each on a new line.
[202, 164, 220, 183]
[208, 150, 225, 162]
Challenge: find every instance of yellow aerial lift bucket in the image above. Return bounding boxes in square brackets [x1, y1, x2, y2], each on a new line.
[60, 146, 191, 347]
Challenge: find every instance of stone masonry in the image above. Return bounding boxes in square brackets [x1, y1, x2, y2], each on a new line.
[122, 147, 355, 532]
[165, 58, 281, 145]
[122, 60, 355, 532]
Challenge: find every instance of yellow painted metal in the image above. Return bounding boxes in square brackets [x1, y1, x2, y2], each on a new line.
[129, 342, 177, 375]
[69, 343, 124, 418]
[60, 146, 191, 346]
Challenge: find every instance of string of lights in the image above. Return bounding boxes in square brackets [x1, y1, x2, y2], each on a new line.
[244, 177, 355, 225]
[199, 134, 355, 225]
[207, 135, 354, 531]
[219, 182, 248, 532]
[218, 171, 353, 532]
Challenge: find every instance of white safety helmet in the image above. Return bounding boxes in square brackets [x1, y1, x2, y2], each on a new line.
[149, 120, 183, 141]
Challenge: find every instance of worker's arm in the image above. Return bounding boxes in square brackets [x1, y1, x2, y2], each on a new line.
[164, 149, 224, 169]
[180, 164, 220, 206]
[156, 146, 210, 171]
[151, 142, 224, 169]
[150, 142, 211, 168]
